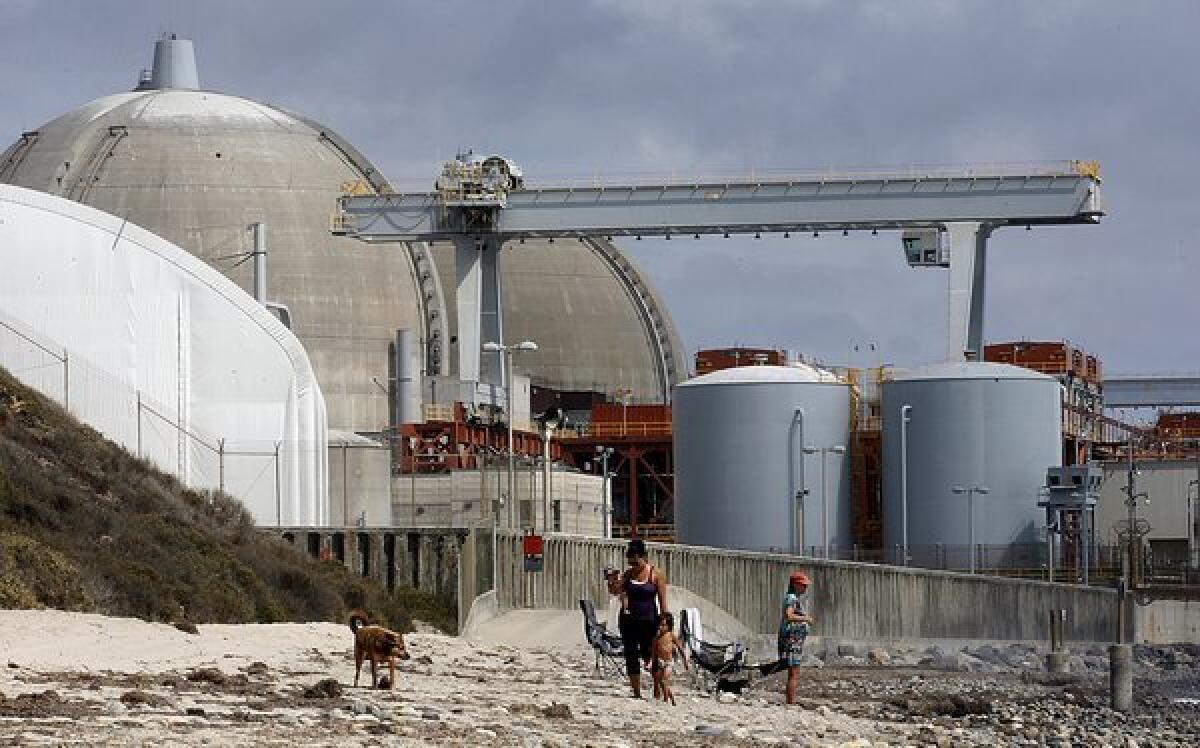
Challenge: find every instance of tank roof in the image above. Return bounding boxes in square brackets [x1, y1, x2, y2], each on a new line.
[888, 361, 1056, 382]
[678, 363, 841, 387]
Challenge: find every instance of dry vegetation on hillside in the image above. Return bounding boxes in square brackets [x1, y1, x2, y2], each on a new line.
[0, 366, 450, 631]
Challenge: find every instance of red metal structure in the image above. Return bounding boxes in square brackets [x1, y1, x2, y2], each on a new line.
[559, 404, 674, 541]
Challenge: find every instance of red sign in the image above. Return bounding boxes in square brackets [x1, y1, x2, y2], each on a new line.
[523, 533, 544, 572]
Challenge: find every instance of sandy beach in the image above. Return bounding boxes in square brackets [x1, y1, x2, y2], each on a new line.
[1, 609, 1196, 746]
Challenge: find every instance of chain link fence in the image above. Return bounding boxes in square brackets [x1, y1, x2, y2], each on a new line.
[0, 312, 306, 523]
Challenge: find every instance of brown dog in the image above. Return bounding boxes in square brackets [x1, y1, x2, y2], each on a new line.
[349, 609, 410, 689]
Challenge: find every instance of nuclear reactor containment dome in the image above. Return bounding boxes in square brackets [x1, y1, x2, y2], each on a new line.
[1, 38, 686, 429]
[673, 365, 851, 555]
[881, 362, 1062, 568]
[432, 236, 685, 403]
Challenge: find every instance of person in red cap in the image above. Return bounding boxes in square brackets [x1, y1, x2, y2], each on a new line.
[779, 571, 814, 704]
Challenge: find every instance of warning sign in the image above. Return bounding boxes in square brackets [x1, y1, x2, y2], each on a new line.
[523, 532, 544, 573]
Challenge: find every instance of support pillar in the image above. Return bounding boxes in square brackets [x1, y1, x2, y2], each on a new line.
[455, 236, 505, 409]
[628, 447, 641, 538]
[1109, 644, 1133, 712]
[945, 221, 993, 361]
[455, 237, 483, 394]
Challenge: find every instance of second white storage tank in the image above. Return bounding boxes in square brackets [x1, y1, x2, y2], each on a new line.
[881, 362, 1062, 568]
[674, 365, 850, 555]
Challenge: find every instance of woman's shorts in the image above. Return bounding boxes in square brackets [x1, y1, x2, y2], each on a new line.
[778, 628, 806, 667]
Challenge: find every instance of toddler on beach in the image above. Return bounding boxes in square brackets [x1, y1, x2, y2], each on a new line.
[650, 612, 687, 705]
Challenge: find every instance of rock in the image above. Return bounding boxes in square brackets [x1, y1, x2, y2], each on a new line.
[541, 702, 572, 719]
[717, 690, 739, 703]
[414, 655, 434, 665]
[6, 662, 17, 669]
[695, 724, 732, 737]
[186, 667, 227, 685]
[302, 678, 343, 699]
[119, 690, 169, 708]
[104, 701, 126, 715]
[172, 621, 199, 635]
[349, 700, 386, 719]
[838, 642, 868, 658]
[185, 707, 206, 717]
[867, 648, 892, 666]
[245, 662, 269, 676]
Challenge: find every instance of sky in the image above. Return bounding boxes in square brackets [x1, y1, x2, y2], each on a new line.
[1, 0, 1196, 375]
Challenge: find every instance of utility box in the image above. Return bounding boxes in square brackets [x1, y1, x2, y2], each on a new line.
[901, 229, 948, 267]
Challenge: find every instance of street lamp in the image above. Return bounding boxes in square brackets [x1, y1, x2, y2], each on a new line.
[482, 340, 538, 529]
[803, 444, 846, 558]
[952, 484, 989, 574]
[595, 445, 614, 538]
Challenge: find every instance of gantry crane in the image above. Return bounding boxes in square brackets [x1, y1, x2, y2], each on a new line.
[335, 154, 1103, 411]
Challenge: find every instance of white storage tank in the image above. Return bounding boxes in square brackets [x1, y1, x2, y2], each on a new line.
[881, 362, 1062, 568]
[674, 365, 851, 555]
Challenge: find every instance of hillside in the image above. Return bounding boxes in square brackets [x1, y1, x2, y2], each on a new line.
[0, 365, 438, 631]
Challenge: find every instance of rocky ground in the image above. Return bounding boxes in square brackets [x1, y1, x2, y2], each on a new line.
[0, 610, 1197, 746]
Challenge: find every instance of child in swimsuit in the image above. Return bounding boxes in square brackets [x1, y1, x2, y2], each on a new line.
[651, 612, 687, 705]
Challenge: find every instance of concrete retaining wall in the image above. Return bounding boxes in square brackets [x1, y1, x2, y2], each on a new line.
[1135, 599, 1200, 644]
[275, 526, 500, 634]
[495, 532, 1120, 643]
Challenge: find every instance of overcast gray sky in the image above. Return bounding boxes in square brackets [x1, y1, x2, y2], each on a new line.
[2, 0, 1196, 376]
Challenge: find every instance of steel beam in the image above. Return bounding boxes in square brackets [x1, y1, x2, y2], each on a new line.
[338, 173, 1100, 241]
[946, 222, 993, 360]
[1104, 376, 1200, 407]
[337, 166, 1103, 398]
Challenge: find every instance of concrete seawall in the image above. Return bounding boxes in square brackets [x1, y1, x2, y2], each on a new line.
[494, 532, 1121, 643]
[274, 526, 494, 633]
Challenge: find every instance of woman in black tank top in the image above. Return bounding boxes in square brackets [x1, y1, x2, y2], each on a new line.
[606, 538, 670, 698]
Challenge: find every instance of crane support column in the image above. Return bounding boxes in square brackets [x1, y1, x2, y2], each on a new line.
[481, 236, 505, 401]
[454, 236, 506, 407]
[945, 221, 993, 361]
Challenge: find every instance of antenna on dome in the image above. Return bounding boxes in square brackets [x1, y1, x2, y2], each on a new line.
[134, 33, 199, 91]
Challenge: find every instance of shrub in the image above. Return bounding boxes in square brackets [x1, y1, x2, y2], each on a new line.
[0, 366, 445, 628]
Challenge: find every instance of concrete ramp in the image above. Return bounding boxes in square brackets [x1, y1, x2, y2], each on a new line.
[462, 585, 759, 654]
[465, 608, 591, 654]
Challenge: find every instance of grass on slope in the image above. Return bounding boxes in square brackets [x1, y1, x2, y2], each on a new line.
[0, 365, 449, 632]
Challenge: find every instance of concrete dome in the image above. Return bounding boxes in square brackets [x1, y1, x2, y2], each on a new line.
[0, 87, 421, 431]
[432, 237, 685, 404]
[1, 38, 687, 426]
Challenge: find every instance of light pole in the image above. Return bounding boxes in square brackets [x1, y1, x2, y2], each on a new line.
[538, 407, 563, 533]
[804, 444, 846, 559]
[899, 404, 913, 566]
[952, 484, 989, 573]
[408, 436, 418, 527]
[596, 445, 614, 538]
[482, 340, 538, 530]
[1190, 439, 1199, 573]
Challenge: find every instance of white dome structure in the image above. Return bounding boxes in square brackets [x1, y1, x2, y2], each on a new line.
[0, 36, 687, 430]
[0, 184, 328, 525]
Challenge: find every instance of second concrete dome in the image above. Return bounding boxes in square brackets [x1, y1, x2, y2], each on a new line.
[1, 38, 686, 430]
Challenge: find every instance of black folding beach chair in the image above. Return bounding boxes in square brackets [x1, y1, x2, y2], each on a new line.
[678, 607, 752, 693]
[579, 599, 625, 676]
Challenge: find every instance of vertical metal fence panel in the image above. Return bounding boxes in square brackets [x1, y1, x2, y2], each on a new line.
[493, 532, 1120, 642]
